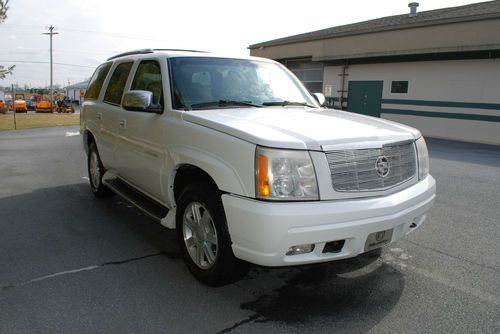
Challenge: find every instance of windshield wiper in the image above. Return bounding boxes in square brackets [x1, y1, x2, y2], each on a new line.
[190, 100, 262, 109]
[262, 101, 316, 108]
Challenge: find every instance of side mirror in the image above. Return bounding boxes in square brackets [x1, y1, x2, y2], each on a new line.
[122, 90, 162, 114]
[312, 92, 326, 107]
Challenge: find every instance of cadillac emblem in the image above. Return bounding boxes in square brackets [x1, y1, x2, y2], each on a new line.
[375, 156, 390, 178]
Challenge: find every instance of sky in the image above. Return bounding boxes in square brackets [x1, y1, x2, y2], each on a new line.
[0, 0, 487, 88]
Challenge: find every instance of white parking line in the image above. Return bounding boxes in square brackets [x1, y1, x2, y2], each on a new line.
[65, 131, 80, 137]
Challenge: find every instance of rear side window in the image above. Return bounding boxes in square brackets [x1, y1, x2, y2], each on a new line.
[131, 60, 163, 106]
[104, 62, 133, 105]
[85, 62, 112, 100]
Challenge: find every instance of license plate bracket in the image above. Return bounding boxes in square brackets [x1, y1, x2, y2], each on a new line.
[364, 228, 394, 252]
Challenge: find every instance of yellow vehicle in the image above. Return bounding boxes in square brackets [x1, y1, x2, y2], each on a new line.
[35, 100, 52, 113]
[14, 99, 28, 113]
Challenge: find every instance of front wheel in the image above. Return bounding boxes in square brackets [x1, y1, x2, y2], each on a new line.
[176, 183, 248, 286]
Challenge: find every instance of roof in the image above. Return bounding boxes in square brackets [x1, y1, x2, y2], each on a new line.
[65, 81, 88, 89]
[249, 1, 500, 49]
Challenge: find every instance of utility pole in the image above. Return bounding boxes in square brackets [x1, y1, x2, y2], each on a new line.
[43, 25, 58, 113]
[12, 83, 16, 130]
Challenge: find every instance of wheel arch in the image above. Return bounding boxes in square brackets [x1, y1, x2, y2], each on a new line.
[83, 129, 96, 155]
[166, 145, 254, 208]
[171, 164, 220, 207]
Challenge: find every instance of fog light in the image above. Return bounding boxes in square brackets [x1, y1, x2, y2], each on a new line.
[286, 244, 315, 256]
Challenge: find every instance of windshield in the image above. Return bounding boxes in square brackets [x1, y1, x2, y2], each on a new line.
[169, 57, 318, 110]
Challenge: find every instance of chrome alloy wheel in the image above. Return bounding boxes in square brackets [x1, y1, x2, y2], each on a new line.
[182, 202, 218, 269]
[89, 150, 101, 189]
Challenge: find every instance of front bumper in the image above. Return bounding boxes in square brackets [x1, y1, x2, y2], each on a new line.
[222, 175, 436, 266]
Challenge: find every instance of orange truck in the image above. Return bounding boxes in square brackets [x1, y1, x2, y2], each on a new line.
[0, 91, 5, 113]
[14, 99, 28, 113]
[35, 100, 52, 113]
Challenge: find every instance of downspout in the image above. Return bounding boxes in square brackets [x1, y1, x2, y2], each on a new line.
[339, 61, 349, 110]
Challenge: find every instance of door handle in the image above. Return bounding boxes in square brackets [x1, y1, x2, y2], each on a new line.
[119, 119, 126, 129]
[96, 112, 102, 120]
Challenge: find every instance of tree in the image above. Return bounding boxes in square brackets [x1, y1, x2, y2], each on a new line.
[0, 0, 14, 79]
[0, 65, 15, 79]
[0, 0, 8, 22]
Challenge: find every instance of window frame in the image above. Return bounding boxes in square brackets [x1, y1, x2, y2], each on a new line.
[129, 59, 164, 112]
[85, 62, 112, 100]
[102, 61, 134, 106]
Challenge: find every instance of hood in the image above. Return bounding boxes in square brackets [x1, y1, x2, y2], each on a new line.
[182, 107, 421, 151]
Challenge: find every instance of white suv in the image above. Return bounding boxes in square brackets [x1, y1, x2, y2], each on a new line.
[81, 49, 436, 286]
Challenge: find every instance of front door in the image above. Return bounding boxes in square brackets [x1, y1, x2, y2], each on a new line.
[347, 81, 383, 117]
[114, 59, 166, 201]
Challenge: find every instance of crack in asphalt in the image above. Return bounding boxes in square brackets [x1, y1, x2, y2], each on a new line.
[216, 314, 263, 334]
[403, 239, 499, 272]
[0, 252, 172, 292]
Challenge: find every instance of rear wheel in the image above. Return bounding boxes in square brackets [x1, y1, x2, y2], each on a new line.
[176, 183, 249, 286]
[87, 142, 113, 197]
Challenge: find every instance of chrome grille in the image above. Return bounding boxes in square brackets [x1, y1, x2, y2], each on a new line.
[325, 142, 417, 192]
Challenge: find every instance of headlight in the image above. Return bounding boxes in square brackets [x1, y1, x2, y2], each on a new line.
[415, 137, 430, 180]
[256, 146, 319, 201]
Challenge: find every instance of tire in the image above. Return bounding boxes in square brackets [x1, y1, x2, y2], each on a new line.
[87, 142, 114, 197]
[176, 182, 249, 286]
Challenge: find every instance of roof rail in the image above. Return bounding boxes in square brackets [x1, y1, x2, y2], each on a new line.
[107, 49, 154, 61]
[107, 48, 207, 61]
[152, 48, 207, 53]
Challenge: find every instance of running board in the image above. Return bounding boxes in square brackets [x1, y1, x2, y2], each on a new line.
[104, 178, 169, 223]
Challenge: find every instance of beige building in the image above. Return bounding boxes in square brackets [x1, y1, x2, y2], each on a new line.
[249, 1, 500, 145]
[65, 80, 88, 105]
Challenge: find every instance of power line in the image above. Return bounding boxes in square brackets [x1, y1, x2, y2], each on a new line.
[60, 26, 170, 42]
[2, 23, 170, 43]
[0, 47, 115, 56]
[0, 60, 96, 68]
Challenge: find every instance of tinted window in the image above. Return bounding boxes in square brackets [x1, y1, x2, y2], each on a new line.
[131, 60, 163, 106]
[104, 62, 133, 105]
[85, 62, 112, 99]
[391, 81, 409, 94]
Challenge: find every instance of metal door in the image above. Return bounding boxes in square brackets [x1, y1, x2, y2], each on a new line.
[347, 81, 383, 117]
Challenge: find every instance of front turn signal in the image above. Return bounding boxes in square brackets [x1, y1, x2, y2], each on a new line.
[257, 154, 270, 197]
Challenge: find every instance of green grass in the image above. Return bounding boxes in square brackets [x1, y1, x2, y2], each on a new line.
[0, 113, 80, 131]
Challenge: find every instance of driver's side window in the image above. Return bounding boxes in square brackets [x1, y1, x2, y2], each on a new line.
[131, 60, 163, 106]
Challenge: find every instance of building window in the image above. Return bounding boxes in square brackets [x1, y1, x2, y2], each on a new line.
[391, 81, 409, 94]
[284, 59, 324, 93]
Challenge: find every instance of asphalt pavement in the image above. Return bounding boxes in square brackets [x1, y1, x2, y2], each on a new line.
[0, 126, 498, 333]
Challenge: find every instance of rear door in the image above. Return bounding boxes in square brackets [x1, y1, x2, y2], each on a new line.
[98, 61, 134, 172]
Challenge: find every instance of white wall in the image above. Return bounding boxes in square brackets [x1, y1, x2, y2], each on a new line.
[323, 58, 500, 145]
[66, 88, 86, 102]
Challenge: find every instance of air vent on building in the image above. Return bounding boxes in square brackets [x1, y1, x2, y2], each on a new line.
[408, 2, 419, 17]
